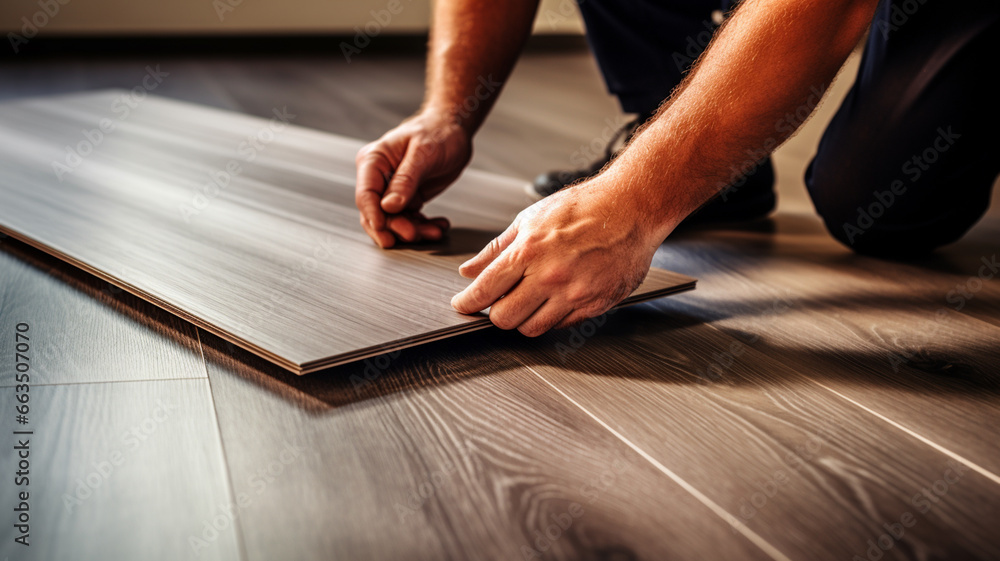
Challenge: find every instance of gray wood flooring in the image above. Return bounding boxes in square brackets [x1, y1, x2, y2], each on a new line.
[0, 91, 693, 374]
[0, 46, 997, 560]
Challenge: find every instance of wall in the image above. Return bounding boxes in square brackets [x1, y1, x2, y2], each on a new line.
[1, 0, 583, 35]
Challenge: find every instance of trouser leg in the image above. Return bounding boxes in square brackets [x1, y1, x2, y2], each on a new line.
[576, 0, 728, 114]
[575, 0, 776, 221]
[806, 0, 1000, 256]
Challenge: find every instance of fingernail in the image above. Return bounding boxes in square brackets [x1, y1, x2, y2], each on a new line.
[383, 193, 402, 207]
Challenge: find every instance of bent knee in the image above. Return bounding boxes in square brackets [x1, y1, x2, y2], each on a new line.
[819, 205, 983, 258]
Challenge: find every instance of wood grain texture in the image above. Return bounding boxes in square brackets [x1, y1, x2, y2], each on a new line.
[198, 328, 773, 561]
[515, 308, 1000, 561]
[0, 90, 695, 375]
[0, 379, 239, 561]
[0, 46, 996, 561]
[656, 214, 1000, 476]
[0, 237, 206, 386]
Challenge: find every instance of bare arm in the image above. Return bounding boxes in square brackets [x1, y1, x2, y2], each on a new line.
[354, 0, 539, 248]
[422, 0, 540, 135]
[452, 0, 880, 334]
[610, 0, 878, 240]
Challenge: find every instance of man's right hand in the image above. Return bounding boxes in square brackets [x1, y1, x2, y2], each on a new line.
[354, 110, 473, 248]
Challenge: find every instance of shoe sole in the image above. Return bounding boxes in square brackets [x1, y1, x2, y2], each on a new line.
[523, 182, 545, 202]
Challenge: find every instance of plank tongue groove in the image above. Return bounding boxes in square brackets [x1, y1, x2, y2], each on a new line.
[0, 90, 695, 374]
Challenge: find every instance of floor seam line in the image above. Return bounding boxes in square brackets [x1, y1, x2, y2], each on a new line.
[804, 376, 1000, 486]
[519, 361, 794, 561]
[196, 328, 251, 561]
[0, 376, 207, 388]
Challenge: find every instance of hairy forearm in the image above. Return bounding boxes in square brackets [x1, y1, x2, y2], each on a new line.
[423, 0, 540, 135]
[605, 0, 879, 242]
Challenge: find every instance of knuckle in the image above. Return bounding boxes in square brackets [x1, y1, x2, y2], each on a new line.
[560, 313, 585, 330]
[522, 226, 546, 245]
[511, 239, 536, 262]
[355, 144, 373, 164]
[580, 302, 606, 319]
[469, 285, 491, 308]
[541, 266, 572, 287]
[410, 139, 437, 162]
[355, 188, 373, 205]
[518, 322, 545, 337]
[489, 307, 516, 331]
[356, 144, 384, 165]
[565, 283, 597, 307]
[390, 173, 417, 190]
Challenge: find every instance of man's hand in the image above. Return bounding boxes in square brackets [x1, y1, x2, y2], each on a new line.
[451, 176, 663, 336]
[353, 0, 538, 248]
[355, 110, 472, 248]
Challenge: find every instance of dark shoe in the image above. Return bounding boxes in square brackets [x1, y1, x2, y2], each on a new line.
[680, 158, 777, 226]
[529, 113, 776, 224]
[528, 112, 650, 199]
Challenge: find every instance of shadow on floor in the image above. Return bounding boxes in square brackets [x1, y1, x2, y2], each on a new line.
[4, 209, 998, 413]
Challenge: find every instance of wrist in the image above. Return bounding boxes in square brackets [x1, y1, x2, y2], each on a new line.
[598, 157, 685, 248]
[405, 105, 473, 149]
[420, 98, 481, 137]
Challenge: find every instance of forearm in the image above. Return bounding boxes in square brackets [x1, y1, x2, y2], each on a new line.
[606, 0, 879, 242]
[422, 0, 540, 135]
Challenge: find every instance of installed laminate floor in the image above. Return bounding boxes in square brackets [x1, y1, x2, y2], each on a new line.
[0, 44, 997, 560]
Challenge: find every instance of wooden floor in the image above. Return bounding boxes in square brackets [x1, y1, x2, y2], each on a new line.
[1, 45, 998, 561]
[0, 91, 694, 374]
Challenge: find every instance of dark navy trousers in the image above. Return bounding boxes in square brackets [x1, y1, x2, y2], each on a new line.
[577, 0, 999, 255]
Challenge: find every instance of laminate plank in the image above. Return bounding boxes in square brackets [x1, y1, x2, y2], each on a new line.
[0, 379, 240, 561]
[198, 329, 773, 561]
[0, 90, 695, 375]
[0, 237, 206, 386]
[514, 309, 1000, 560]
